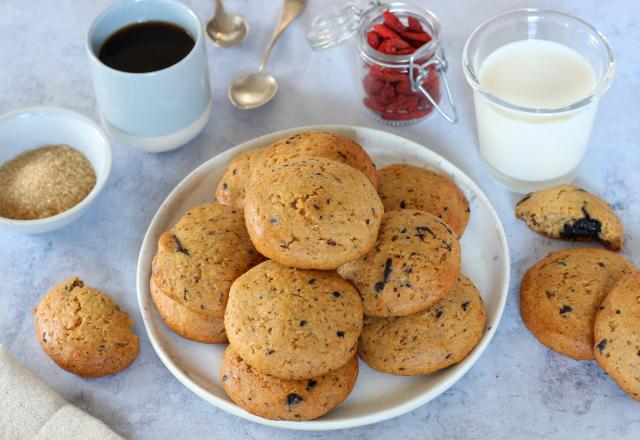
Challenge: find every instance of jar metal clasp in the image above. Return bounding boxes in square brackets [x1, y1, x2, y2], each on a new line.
[409, 46, 459, 124]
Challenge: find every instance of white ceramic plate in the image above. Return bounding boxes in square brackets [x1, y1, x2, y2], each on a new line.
[137, 125, 510, 430]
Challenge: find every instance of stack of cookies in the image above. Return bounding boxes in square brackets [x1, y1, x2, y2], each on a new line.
[151, 131, 488, 421]
[516, 185, 640, 402]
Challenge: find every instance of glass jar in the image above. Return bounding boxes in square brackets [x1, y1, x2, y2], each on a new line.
[308, 1, 458, 126]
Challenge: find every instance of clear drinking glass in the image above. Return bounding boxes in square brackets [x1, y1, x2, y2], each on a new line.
[462, 9, 615, 193]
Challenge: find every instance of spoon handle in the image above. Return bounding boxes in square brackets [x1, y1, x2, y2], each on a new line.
[214, 0, 225, 15]
[258, 0, 307, 72]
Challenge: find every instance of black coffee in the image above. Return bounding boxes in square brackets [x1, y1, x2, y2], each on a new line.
[98, 21, 195, 73]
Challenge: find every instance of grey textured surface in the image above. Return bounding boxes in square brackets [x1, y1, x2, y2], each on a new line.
[0, 0, 639, 439]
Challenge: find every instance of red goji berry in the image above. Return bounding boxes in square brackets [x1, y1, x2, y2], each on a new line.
[407, 16, 423, 33]
[363, 75, 385, 95]
[396, 79, 414, 95]
[368, 65, 408, 82]
[363, 97, 386, 112]
[367, 31, 382, 49]
[401, 31, 431, 43]
[383, 10, 406, 33]
[378, 38, 411, 55]
[371, 24, 401, 41]
[380, 82, 397, 100]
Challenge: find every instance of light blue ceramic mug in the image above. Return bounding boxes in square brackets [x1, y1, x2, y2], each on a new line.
[87, 0, 211, 152]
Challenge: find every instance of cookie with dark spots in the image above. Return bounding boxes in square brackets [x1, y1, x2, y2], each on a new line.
[245, 157, 383, 270]
[338, 209, 461, 317]
[520, 248, 635, 360]
[358, 276, 486, 375]
[594, 272, 640, 401]
[250, 131, 378, 189]
[220, 346, 358, 421]
[151, 204, 264, 318]
[215, 147, 265, 209]
[377, 164, 470, 237]
[149, 277, 226, 344]
[224, 260, 363, 379]
[515, 184, 623, 251]
[34, 277, 139, 377]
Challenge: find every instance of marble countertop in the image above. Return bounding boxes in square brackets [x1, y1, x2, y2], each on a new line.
[1, 0, 639, 438]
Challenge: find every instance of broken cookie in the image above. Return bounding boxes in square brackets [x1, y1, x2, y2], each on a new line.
[515, 184, 623, 251]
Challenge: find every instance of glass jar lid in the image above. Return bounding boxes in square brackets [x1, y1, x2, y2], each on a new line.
[308, 0, 381, 51]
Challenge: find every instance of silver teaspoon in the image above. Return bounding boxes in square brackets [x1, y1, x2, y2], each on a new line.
[206, 0, 249, 48]
[228, 0, 307, 110]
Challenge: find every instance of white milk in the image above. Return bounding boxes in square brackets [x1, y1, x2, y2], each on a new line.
[474, 39, 598, 192]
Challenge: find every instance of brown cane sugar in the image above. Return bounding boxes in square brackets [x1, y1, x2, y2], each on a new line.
[0, 145, 96, 220]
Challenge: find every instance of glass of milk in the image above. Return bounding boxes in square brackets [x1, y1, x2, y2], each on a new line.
[462, 9, 615, 193]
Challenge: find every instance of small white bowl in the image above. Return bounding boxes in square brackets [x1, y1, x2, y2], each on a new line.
[0, 107, 112, 234]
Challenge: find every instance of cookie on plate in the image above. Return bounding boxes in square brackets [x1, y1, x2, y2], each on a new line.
[520, 248, 635, 360]
[221, 346, 359, 421]
[251, 131, 378, 189]
[515, 184, 623, 251]
[215, 147, 264, 209]
[34, 277, 139, 378]
[149, 277, 226, 344]
[338, 209, 461, 317]
[358, 276, 487, 375]
[244, 157, 383, 270]
[224, 260, 363, 380]
[377, 164, 470, 237]
[151, 204, 263, 318]
[594, 271, 640, 401]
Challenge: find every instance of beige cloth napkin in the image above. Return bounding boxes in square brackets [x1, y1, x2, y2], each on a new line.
[0, 345, 123, 440]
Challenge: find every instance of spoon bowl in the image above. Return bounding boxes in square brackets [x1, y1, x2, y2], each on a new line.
[229, 73, 279, 110]
[206, 0, 249, 48]
[228, 0, 307, 110]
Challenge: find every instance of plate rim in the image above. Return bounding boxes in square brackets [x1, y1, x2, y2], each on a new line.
[136, 124, 510, 431]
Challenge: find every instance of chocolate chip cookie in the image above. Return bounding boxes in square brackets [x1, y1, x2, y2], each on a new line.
[520, 248, 635, 360]
[358, 276, 486, 375]
[515, 184, 623, 251]
[594, 271, 640, 401]
[221, 346, 359, 420]
[251, 131, 378, 189]
[34, 277, 139, 377]
[215, 147, 264, 209]
[377, 164, 470, 237]
[151, 204, 264, 318]
[224, 260, 363, 380]
[149, 276, 226, 343]
[338, 209, 461, 317]
[244, 157, 383, 270]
